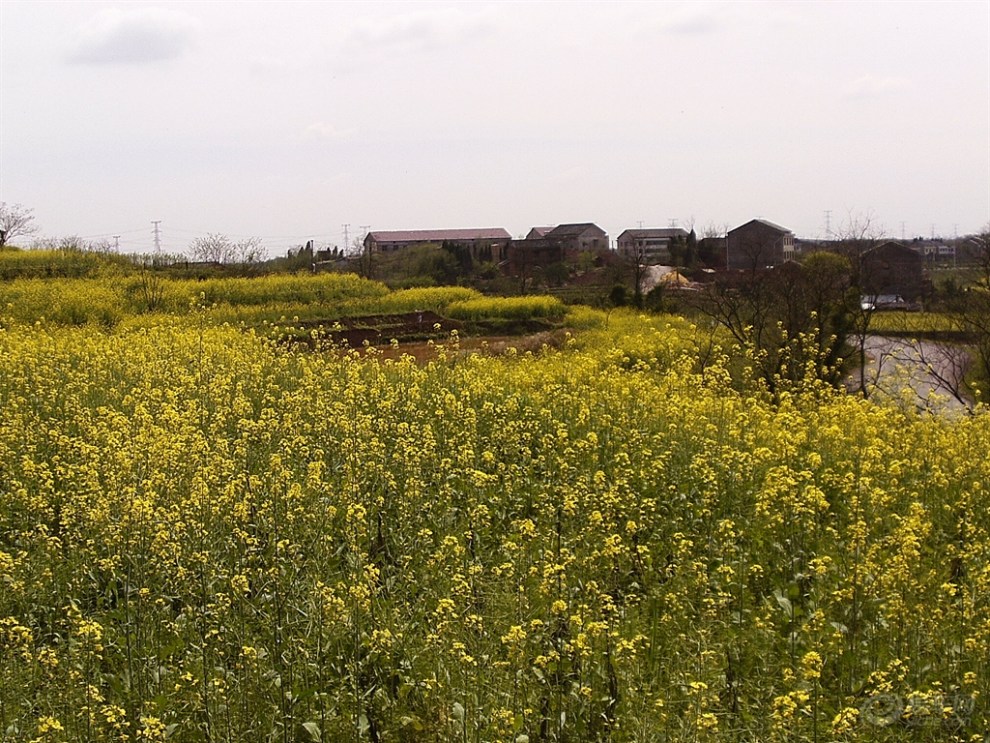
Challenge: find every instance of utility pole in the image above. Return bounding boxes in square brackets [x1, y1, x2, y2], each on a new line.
[342, 223, 350, 251]
[824, 210, 832, 238]
[901, 221, 907, 241]
[112, 234, 120, 252]
[151, 220, 162, 253]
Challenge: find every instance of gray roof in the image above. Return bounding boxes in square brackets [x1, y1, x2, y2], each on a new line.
[546, 223, 606, 238]
[617, 228, 689, 240]
[368, 228, 511, 242]
[731, 218, 793, 235]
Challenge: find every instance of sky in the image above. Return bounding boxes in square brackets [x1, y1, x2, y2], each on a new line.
[1, 0, 988, 257]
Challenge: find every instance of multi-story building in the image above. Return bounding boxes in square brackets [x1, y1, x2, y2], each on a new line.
[726, 219, 795, 270]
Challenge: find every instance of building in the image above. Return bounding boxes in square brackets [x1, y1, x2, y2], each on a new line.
[363, 228, 512, 263]
[697, 236, 727, 269]
[860, 241, 927, 301]
[616, 228, 689, 264]
[726, 219, 795, 270]
[506, 223, 610, 274]
[544, 223, 609, 254]
[526, 226, 554, 240]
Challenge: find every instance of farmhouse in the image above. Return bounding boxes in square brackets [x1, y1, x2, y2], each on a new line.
[616, 228, 689, 265]
[545, 223, 609, 253]
[507, 222, 610, 273]
[726, 219, 795, 270]
[363, 228, 512, 263]
[860, 241, 927, 301]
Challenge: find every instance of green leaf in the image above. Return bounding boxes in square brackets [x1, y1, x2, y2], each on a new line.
[302, 721, 321, 742]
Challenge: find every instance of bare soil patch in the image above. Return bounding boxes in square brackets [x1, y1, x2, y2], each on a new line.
[288, 312, 566, 362]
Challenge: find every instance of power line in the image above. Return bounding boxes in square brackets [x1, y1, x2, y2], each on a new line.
[165, 226, 331, 240]
[74, 227, 150, 239]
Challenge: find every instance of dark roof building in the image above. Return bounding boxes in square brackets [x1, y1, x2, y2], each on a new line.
[365, 228, 511, 251]
[507, 222, 610, 274]
[526, 226, 554, 240]
[544, 223, 609, 252]
[364, 228, 512, 263]
[860, 241, 927, 300]
[616, 228, 689, 264]
[726, 219, 795, 270]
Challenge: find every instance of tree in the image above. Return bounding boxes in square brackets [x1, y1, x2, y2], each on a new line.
[831, 211, 886, 396]
[233, 236, 264, 265]
[188, 233, 264, 265]
[0, 203, 40, 248]
[692, 255, 854, 394]
[189, 233, 233, 263]
[685, 227, 698, 267]
[623, 244, 650, 308]
[352, 235, 375, 279]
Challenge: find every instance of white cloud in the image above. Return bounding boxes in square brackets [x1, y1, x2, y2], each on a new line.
[343, 7, 497, 56]
[842, 74, 911, 100]
[67, 7, 202, 65]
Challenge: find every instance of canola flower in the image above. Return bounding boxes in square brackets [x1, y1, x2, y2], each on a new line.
[0, 305, 986, 741]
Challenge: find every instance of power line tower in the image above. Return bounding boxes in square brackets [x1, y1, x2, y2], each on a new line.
[151, 220, 162, 253]
[342, 223, 350, 251]
[824, 209, 832, 237]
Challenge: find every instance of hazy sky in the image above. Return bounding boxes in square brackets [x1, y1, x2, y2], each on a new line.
[1, 0, 988, 256]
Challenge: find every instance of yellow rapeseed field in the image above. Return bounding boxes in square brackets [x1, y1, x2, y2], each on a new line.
[0, 291, 986, 741]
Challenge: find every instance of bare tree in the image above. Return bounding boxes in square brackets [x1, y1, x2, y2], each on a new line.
[233, 236, 264, 265]
[189, 233, 233, 263]
[352, 235, 374, 279]
[700, 221, 728, 240]
[188, 233, 264, 265]
[860, 334, 973, 414]
[0, 203, 40, 248]
[30, 235, 94, 252]
[692, 254, 854, 394]
[833, 211, 887, 396]
[620, 242, 650, 309]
